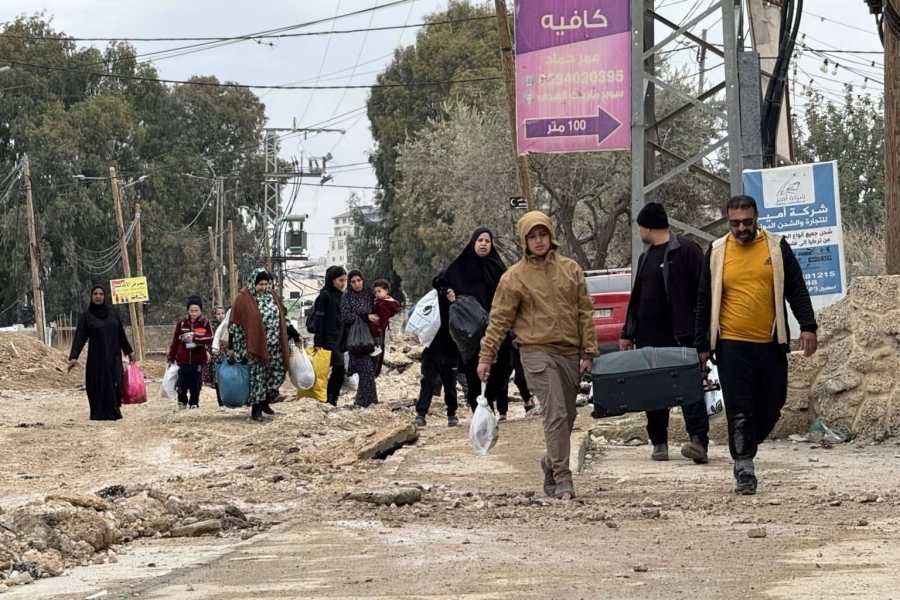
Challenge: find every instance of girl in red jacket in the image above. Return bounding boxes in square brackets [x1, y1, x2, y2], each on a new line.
[167, 295, 214, 409]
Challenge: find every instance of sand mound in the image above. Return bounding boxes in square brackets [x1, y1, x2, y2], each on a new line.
[0, 333, 83, 390]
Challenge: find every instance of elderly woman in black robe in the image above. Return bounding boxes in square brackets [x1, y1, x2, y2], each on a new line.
[67, 285, 136, 421]
[439, 227, 519, 420]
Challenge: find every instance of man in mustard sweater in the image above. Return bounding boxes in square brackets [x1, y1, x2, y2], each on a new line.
[478, 212, 597, 500]
[695, 195, 818, 495]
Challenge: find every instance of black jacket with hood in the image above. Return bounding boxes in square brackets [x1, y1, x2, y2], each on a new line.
[313, 266, 346, 352]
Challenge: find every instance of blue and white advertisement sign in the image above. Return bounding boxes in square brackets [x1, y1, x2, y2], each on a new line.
[743, 162, 846, 335]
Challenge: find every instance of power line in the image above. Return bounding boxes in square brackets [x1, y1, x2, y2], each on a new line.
[0, 13, 494, 43]
[6, 60, 501, 90]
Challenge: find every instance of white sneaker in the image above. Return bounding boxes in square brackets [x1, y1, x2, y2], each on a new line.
[369, 347, 382, 357]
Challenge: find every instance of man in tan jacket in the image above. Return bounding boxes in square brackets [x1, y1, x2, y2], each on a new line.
[478, 212, 596, 499]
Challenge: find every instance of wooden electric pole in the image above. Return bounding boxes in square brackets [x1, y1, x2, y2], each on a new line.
[109, 167, 143, 361]
[227, 219, 237, 303]
[22, 155, 46, 344]
[133, 203, 146, 356]
[208, 226, 221, 306]
[494, 0, 535, 211]
[887, 26, 900, 274]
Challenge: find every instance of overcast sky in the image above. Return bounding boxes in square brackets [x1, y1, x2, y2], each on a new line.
[2, 0, 883, 257]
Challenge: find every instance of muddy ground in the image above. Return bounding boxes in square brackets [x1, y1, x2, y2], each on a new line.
[1, 348, 900, 598]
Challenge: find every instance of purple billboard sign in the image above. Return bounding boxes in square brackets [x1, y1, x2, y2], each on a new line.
[515, 1, 631, 154]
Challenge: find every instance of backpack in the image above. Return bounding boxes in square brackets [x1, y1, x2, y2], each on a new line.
[305, 296, 319, 334]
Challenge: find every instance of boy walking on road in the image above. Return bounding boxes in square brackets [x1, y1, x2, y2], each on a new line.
[478, 212, 596, 499]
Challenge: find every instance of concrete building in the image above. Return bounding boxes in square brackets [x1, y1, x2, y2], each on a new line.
[325, 206, 381, 269]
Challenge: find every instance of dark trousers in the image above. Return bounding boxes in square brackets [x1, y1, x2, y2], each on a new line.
[511, 347, 532, 403]
[326, 350, 345, 405]
[640, 337, 709, 446]
[177, 363, 203, 407]
[373, 336, 385, 378]
[415, 348, 459, 418]
[465, 343, 511, 415]
[215, 385, 222, 407]
[715, 339, 788, 462]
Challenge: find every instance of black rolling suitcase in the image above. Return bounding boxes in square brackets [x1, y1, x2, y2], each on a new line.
[590, 347, 705, 418]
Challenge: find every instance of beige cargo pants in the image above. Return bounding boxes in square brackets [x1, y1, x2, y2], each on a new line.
[519, 347, 581, 484]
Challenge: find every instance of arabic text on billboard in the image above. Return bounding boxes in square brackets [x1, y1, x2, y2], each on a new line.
[515, 1, 631, 155]
[110, 277, 149, 305]
[743, 162, 846, 309]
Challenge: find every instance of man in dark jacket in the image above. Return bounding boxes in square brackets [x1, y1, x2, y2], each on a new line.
[414, 271, 460, 428]
[620, 203, 709, 463]
[695, 195, 818, 495]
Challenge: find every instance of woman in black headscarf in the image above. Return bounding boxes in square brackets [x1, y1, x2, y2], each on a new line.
[439, 228, 514, 420]
[67, 285, 136, 421]
[312, 265, 348, 406]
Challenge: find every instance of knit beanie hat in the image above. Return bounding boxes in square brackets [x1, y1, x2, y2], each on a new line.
[187, 294, 203, 310]
[637, 202, 669, 229]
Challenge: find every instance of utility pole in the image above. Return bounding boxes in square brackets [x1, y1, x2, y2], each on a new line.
[133, 203, 146, 358]
[109, 167, 143, 361]
[699, 29, 708, 94]
[22, 155, 46, 345]
[887, 21, 900, 273]
[494, 0, 535, 211]
[227, 219, 237, 302]
[208, 226, 221, 306]
[217, 175, 225, 296]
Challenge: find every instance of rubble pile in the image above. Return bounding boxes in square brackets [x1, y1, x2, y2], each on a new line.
[0, 486, 262, 587]
[0, 333, 82, 391]
[783, 276, 900, 441]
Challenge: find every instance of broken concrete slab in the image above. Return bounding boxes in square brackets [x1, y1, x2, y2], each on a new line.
[344, 488, 423, 507]
[168, 519, 222, 538]
[357, 423, 418, 460]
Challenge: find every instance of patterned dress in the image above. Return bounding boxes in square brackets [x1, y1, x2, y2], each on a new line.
[229, 272, 287, 406]
[342, 286, 379, 408]
[203, 317, 221, 389]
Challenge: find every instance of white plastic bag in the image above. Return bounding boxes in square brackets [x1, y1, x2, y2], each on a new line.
[161, 364, 179, 400]
[212, 308, 231, 352]
[405, 290, 441, 347]
[469, 384, 499, 455]
[704, 362, 725, 421]
[343, 373, 359, 392]
[289, 346, 316, 390]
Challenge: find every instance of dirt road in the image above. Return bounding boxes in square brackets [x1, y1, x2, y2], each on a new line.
[3, 377, 899, 599]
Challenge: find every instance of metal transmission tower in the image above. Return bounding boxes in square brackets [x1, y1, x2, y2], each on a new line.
[630, 0, 745, 266]
[262, 122, 344, 293]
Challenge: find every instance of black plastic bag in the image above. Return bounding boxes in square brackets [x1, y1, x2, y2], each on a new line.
[449, 295, 489, 361]
[346, 316, 375, 355]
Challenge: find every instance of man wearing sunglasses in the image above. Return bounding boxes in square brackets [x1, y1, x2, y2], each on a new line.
[695, 195, 818, 496]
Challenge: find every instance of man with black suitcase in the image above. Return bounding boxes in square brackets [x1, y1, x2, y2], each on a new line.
[619, 203, 710, 464]
[696, 195, 818, 495]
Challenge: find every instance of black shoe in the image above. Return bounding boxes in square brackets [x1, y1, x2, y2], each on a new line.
[414, 414, 426, 427]
[524, 400, 536, 413]
[326, 396, 337, 407]
[447, 415, 459, 427]
[250, 406, 264, 422]
[734, 470, 758, 495]
[540, 456, 557, 497]
[651, 444, 669, 461]
[261, 404, 275, 416]
[680, 437, 709, 464]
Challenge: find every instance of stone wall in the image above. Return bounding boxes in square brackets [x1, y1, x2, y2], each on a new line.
[783, 276, 900, 442]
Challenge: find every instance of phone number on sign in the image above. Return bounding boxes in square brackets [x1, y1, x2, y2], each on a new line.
[539, 70, 626, 86]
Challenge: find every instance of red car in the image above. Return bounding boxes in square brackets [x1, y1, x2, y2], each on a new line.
[585, 268, 632, 354]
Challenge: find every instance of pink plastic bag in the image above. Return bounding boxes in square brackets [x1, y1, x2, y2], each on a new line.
[122, 363, 147, 405]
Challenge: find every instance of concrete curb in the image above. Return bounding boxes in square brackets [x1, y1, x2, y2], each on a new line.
[570, 429, 592, 474]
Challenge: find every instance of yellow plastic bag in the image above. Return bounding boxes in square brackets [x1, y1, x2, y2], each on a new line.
[296, 348, 331, 402]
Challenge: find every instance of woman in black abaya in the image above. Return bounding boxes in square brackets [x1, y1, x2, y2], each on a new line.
[68, 285, 136, 421]
[440, 228, 518, 420]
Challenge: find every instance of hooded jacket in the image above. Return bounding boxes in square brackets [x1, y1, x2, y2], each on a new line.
[313, 266, 347, 352]
[479, 212, 597, 364]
